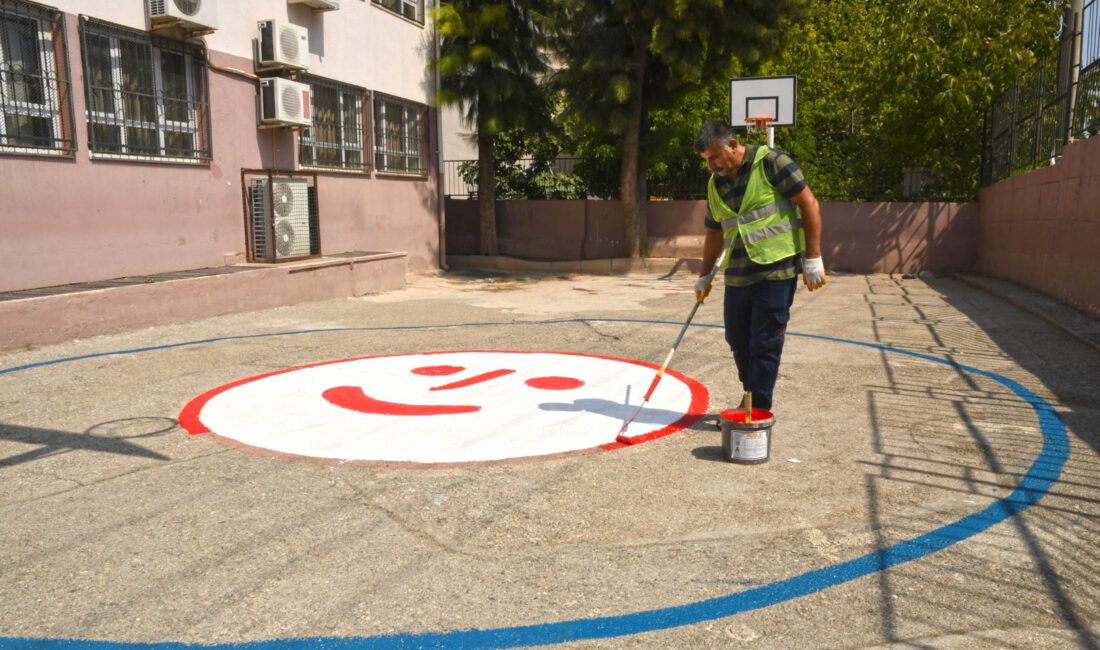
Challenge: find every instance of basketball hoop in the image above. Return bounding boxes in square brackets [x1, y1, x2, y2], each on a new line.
[745, 116, 776, 147]
[745, 116, 775, 134]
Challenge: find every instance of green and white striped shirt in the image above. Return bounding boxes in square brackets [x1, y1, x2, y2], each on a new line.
[704, 145, 808, 287]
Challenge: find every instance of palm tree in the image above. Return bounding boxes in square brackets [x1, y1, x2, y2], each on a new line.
[433, 0, 551, 256]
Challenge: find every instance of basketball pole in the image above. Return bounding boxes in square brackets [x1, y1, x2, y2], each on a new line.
[767, 126, 775, 148]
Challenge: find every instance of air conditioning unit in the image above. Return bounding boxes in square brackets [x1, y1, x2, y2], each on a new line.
[258, 77, 311, 127]
[250, 177, 316, 261]
[147, 0, 219, 32]
[258, 20, 309, 70]
[288, 0, 340, 10]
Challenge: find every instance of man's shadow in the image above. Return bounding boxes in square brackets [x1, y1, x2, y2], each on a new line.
[538, 398, 690, 425]
[541, 399, 732, 460]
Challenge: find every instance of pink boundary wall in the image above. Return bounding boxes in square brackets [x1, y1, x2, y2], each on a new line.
[0, 13, 440, 294]
[445, 199, 979, 275]
[0, 254, 407, 351]
[979, 136, 1100, 320]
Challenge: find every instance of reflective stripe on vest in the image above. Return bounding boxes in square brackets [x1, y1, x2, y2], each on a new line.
[706, 146, 805, 266]
[717, 199, 796, 230]
[743, 216, 804, 245]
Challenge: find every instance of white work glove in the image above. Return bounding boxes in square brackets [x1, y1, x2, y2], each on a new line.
[693, 275, 713, 302]
[802, 256, 827, 291]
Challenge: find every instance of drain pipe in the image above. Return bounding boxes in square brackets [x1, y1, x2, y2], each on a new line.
[434, 0, 449, 271]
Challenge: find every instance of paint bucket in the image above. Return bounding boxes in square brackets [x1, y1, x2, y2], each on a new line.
[720, 408, 774, 464]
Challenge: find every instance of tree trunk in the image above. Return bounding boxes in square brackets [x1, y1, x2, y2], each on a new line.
[477, 128, 498, 256]
[620, 28, 650, 259]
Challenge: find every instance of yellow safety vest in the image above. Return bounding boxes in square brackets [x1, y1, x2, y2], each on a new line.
[706, 145, 805, 267]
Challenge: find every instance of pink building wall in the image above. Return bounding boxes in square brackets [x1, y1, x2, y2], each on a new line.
[0, 11, 440, 293]
[445, 198, 979, 275]
[979, 136, 1100, 320]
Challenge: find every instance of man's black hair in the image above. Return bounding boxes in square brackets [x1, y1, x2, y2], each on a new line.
[694, 120, 736, 152]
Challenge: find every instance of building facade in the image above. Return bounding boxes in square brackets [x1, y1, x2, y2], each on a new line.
[0, 0, 441, 293]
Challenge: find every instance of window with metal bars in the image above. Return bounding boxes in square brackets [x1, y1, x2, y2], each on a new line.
[78, 17, 210, 161]
[299, 77, 366, 171]
[0, 0, 75, 154]
[373, 93, 426, 175]
[372, 0, 424, 25]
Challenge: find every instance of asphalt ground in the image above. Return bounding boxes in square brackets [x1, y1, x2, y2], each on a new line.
[1, 270, 1099, 649]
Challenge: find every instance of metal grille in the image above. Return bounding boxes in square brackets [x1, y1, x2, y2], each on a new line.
[174, 0, 201, 17]
[1074, 0, 1100, 138]
[299, 77, 366, 170]
[982, 1, 1100, 185]
[372, 0, 423, 24]
[0, 0, 75, 154]
[982, 38, 1076, 184]
[245, 172, 320, 263]
[444, 156, 972, 202]
[78, 17, 211, 161]
[249, 179, 270, 262]
[373, 93, 426, 175]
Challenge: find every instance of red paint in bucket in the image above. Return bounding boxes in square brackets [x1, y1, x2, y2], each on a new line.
[719, 408, 775, 464]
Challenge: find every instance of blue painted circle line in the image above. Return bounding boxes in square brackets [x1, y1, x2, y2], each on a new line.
[0, 320, 1069, 649]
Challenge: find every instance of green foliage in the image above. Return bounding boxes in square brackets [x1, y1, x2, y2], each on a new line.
[549, 0, 804, 168]
[764, 0, 1066, 199]
[458, 0, 1067, 204]
[456, 101, 595, 200]
[431, 0, 552, 135]
[432, 0, 556, 253]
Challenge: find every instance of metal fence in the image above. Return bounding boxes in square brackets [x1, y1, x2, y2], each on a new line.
[982, 0, 1099, 185]
[1076, 0, 1100, 138]
[444, 157, 611, 200]
[445, 156, 973, 203]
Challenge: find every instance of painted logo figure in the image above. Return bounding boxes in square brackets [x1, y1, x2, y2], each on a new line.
[180, 351, 707, 464]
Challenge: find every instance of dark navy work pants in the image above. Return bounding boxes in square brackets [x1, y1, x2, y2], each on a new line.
[722, 278, 797, 411]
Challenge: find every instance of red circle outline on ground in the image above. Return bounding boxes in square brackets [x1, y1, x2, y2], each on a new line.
[178, 350, 709, 467]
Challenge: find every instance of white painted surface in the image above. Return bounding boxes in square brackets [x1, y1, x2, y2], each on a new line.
[442, 104, 477, 160]
[191, 351, 704, 463]
[48, 0, 433, 104]
[729, 76, 797, 128]
[50, 0, 144, 29]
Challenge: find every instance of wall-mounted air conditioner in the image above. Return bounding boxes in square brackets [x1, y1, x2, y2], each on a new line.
[250, 177, 316, 261]
[288, 0, 340, 10]
[258, 77, 311, 128]
[147, 0, 219, 32]
[258, 20, 309, 70]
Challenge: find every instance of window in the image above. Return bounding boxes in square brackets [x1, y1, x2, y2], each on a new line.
[372, 0, 424, 25]
[373, 93, 426, 175]
[0, 0, 75, 154]
[300, 77, 366, 171]
[79, 18, 210, 161]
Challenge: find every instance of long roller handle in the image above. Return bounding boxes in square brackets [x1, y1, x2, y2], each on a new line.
[614, 246, 729, 444]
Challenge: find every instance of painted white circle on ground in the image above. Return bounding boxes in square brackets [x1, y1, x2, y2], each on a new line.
[180, 351, 708, 465]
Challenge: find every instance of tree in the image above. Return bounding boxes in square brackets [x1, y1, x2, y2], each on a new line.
[432, 0, 551, 255]
[595, 0, 1066, 202]
[550, 0, 804, 257]
[758, 0, 1064, 199]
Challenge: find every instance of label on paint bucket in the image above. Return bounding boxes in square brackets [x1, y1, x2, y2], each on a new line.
[733, 429, 769, 461]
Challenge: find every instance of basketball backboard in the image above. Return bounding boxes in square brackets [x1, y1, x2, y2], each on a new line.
[729, 75, 797, 128]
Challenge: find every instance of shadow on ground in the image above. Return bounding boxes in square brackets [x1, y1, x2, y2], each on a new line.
[855, 275, 1100, 648]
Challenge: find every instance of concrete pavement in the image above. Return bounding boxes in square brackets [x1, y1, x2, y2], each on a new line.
[1, 270, 1099, 648]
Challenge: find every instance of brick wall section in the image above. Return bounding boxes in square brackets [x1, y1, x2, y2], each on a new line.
[822, 202, 978, 274]
[979, 136, 1100, 320]
[446, 198, 979, 275]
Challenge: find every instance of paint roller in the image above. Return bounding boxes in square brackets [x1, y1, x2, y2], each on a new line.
[614, 245, 731, 445]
